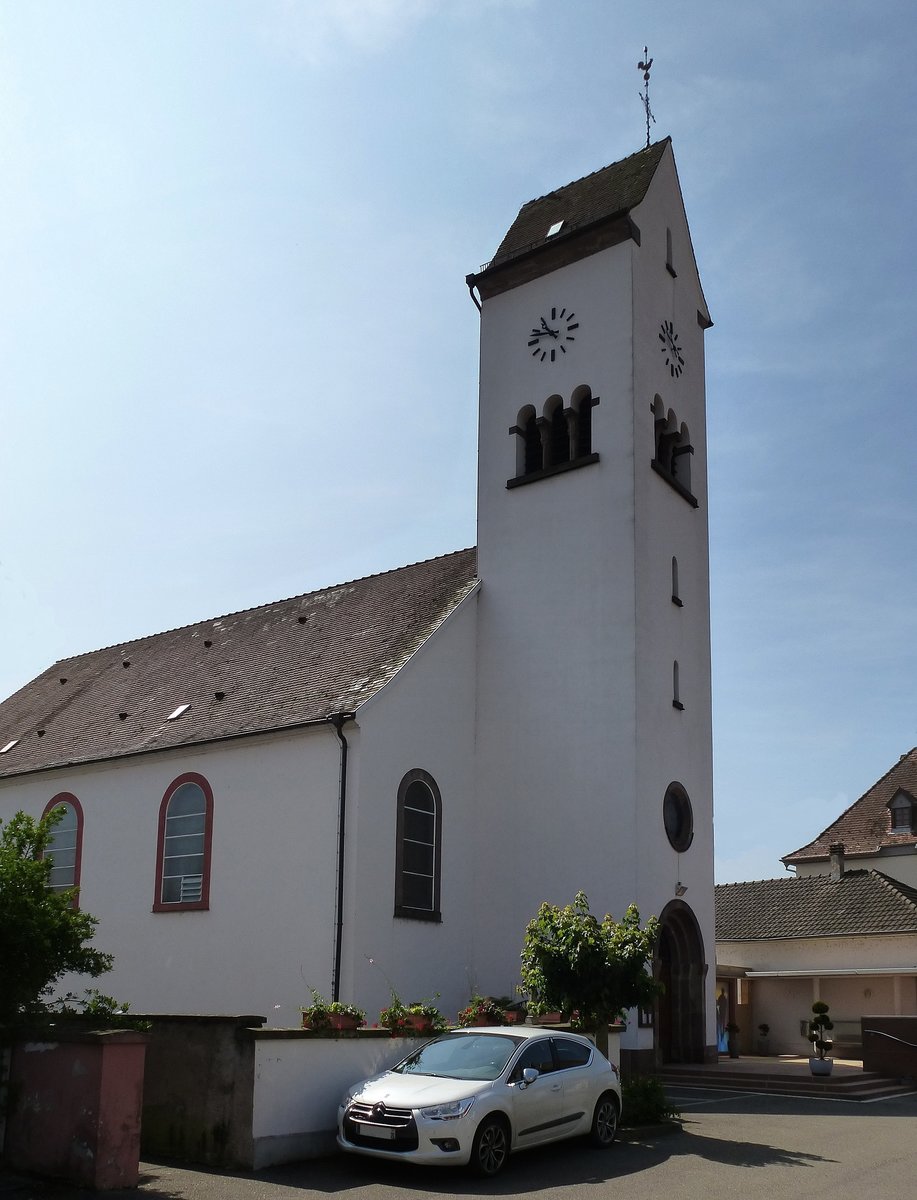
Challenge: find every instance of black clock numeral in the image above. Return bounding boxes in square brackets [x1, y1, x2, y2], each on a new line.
[528, 338, 540, 347]
[567, 322, 579, 331]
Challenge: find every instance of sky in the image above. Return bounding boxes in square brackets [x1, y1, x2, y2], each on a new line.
[1, 1, 916, 884]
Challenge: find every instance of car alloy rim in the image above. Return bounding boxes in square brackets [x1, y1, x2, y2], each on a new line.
[596, 1098, 617, 1142]
[479, 1122, 507, 1172]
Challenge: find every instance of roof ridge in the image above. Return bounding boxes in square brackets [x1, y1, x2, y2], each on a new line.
[870, 868, 917, 908]
[518, 138, 671, 210]
[52, 547, 478, 666]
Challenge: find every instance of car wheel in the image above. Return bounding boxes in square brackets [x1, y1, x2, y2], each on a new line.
[470, 1114, 510, 1176]
[589, 1092, 619, 1147]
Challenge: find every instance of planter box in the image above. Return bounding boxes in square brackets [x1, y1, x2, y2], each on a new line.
[5, 1028, 149, 1190]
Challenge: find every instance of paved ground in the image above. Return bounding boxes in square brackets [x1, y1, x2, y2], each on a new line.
[3, 1087, 916, 1200]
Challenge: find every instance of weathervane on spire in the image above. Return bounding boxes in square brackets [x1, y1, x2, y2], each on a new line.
[638, 47, 655, 149]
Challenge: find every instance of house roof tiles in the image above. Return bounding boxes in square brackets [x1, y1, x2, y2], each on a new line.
[0, 548, 478, 779]
[715, 869, 917, 941]
[783, 748, 917, 864]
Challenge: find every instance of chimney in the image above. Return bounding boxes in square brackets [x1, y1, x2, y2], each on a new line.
[829, 842, 845, 880]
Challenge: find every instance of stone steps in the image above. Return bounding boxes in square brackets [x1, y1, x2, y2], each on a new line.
[661, 1066, 915, 1102]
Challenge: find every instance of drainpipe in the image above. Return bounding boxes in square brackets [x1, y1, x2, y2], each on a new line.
[329, 712, 355, 1002]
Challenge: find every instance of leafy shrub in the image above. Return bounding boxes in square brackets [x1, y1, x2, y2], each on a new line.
[620, 1075, 681, 1127]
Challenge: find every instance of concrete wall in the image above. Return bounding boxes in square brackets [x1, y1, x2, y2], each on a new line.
[140, 1018, 623, 1169]
[862, 1015, 917, 1079]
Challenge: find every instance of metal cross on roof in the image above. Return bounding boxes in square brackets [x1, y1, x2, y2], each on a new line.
[638, 47, 656, 149]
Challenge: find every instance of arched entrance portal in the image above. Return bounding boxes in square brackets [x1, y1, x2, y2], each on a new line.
[656, 900, 707, 1063]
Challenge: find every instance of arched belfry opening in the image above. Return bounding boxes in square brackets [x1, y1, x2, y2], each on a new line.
[656, 900, 707, 1063]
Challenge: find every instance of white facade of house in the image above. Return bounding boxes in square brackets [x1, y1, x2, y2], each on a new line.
[719, 933, 917, 1056]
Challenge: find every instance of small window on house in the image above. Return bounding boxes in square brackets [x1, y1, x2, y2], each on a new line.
[888, 791, 915, 833]
[394, 769, 442, 921]
[663, 783, 694, 852]
[672, 556, 683, 606]
[154, 774, 213, 911]
[42, 794, 83, 903]
[672, 660, 684, 710]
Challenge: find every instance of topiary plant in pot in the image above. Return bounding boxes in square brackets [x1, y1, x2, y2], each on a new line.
[807, 1001, 834, 1075]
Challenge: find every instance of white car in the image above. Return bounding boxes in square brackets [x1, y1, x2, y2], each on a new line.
[337, 1026, 622, 1176]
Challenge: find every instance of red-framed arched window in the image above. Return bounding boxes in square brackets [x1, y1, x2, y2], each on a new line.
[41, 793, 84, 907]
[153, 772, 214, 912]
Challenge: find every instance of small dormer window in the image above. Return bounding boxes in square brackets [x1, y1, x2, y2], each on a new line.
[888, 791, 915, 833]
[547, 220, 564, 238]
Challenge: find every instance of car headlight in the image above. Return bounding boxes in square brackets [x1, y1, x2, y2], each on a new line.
[420, 1096, 476, 1121]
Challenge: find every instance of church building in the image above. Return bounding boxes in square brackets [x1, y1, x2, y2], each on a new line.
[0, 139, 717, 1066]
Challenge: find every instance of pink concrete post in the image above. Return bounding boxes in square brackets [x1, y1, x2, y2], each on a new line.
[5, 1029, 149, 1189]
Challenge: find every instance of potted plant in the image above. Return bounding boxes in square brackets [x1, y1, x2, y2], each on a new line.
[300, 989, 365, 1031]
[300, 988, 332, 1031]
[456, 994, 507, 1027]
[405, 999, 447, 1034]
[756, 1022, 770, 1055]
[327, 1001, 366, 1031]
[725, 1021, 740, 1059]
[807, 1001, 834, 1075]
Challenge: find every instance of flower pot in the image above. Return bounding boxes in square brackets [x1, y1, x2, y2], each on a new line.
[329, 1012, 361, 1032]
[809, 1056, 833, 1076]
[405, 1013, 434, 1034]
[503, 1010, 524, 1025]
[535, 1012, 562, 1025]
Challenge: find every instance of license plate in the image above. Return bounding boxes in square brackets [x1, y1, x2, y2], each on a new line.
[357, 1123, 395, 1140]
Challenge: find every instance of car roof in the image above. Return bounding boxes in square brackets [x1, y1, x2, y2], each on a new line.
[448, 1025, 592, 1044]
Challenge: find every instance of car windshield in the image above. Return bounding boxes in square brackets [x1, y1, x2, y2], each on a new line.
[393, 1033, 520, 1081]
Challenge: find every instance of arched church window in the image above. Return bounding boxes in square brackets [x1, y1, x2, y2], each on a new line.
[153, 773, 213, 911]
[508, 388, 600, 485]
[42, 794, 84, 904]
[651, 397, 697, 506]
[395, 769, 442, 921]
[544, 396, 570, 468]
[570, 384, 595, 458]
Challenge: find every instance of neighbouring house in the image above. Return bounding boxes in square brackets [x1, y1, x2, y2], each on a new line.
[0, 139, 717, 1066]
[783, 747, 917, 888]
[714, 750, 917, 1055]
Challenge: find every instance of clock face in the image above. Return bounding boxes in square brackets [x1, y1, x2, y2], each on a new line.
[659, 319, 685, 378]
[527, 306, 579, 363]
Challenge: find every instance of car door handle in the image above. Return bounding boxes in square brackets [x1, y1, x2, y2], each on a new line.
[550, 1083, 562, 1091]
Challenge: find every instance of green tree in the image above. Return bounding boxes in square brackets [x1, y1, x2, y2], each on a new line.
[520, 891, 660, 1056]
[0, 808, 112, 1028]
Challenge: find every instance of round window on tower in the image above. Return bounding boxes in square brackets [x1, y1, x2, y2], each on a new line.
[663, 783, 694, 852]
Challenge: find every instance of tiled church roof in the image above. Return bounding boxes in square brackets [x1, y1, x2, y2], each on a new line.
[715, 870, 917, 941]
[0, 548, 478, 779]
[488, 139, 670, 268]
[783, 748, 917, 864]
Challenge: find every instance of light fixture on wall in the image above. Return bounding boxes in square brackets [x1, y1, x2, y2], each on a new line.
[675, 882, 687, 897]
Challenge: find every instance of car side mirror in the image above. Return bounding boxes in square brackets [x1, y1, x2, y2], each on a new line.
[520, 1067, 539, 1089]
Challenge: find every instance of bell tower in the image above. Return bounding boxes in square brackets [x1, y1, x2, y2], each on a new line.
[467, 140, 716, 1064]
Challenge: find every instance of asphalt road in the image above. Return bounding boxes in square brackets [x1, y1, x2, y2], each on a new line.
[3, 1087, 916, 1200]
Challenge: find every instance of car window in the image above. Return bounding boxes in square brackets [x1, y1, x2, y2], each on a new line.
[552, 1037, 592, 1070]
[395, 1033, 519, 1081]
[509, 1039, 555, 1080]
